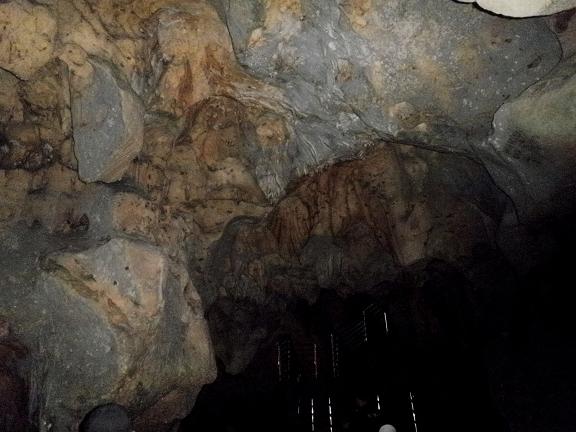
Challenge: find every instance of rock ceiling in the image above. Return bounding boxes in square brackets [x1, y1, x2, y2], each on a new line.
[0, 0, 575, 430]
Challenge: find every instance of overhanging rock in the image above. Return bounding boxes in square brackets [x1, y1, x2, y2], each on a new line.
[0, 234, 216, 431]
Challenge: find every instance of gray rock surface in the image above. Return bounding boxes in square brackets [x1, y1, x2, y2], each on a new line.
[72, 60, 144, 183]
[0, 230, 215, 432]
[477, 55, 576, 220]
[211, 0, 561, 198]
[203, 142, 509, 307]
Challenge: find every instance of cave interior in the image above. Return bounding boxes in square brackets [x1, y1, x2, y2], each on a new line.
[0, 0, 575, 431]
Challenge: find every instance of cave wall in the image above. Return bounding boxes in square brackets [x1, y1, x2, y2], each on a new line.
[0, 0, 575, 430]
[204, 143, 506, 306]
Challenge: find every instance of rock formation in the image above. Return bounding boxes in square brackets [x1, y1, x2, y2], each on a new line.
[204, 143, 505, 305]
[71, 60, 144, 183]
[456, 0, 576, 17]
[478, 54, 576, 220]
[0, 0, 575, 431]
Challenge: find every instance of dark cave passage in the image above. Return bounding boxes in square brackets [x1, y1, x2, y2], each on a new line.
[183, 214, 576, 432]
[184, 284, 503, 432]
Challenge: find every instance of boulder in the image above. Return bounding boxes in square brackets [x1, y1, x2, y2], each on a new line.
[0, 233, 216, 431]
[71, 59, 144, 183]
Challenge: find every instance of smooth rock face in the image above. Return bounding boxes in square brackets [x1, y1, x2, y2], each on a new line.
[72, 60, 144, 183]
[478, 56, 576, 220]
[457, 0, 576, 17]
[0, 1, 57, 80]
[0, 233, 215, 431]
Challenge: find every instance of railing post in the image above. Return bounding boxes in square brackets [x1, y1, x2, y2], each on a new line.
[410, 391, 418, 432]
[330, 333, 337, 378]
[363, 310, 368, 343]
[311, 398, 315, 432]
[277, 342, 282, 382]
[287, 342, 291, 381]
[328, 396, 334, 432]
[384, 311, 389, 335]
[313, 343, 318, 380]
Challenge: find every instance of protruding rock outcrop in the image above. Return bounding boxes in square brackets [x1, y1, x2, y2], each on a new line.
[0, 233, 215, 431]
[478, 55, 576, 220]
[71, 60, 144, 183]
[220, 0, 561, 168]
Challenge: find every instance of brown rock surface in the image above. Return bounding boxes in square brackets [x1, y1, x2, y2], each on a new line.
[0, 0, 575, 430]
[0, 1, 57, 80]
[204, 143, 505, 307]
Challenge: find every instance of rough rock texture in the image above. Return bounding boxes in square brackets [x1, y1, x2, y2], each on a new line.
[190, 131, 515, 382]
[204, 143, 505, 305]
[0, 231, 215, 432]
[72, 60, 144, 183]
[0, 1, 57, 80]
[214, 0, 560, 190]
[477, 55, 576, 220]
[457, 0, 576, 17]
[0, 0, 575, 431]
